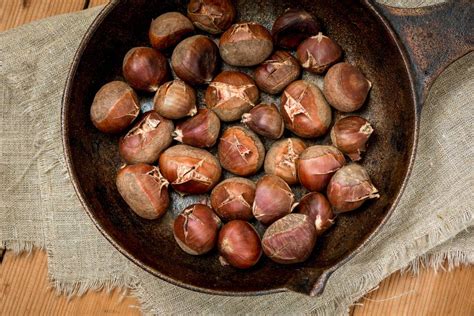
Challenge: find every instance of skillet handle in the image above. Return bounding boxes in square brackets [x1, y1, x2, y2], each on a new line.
[372, 0, 473, 108]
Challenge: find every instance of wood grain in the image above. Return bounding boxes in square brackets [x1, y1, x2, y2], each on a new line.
[1, 0, 473, 315]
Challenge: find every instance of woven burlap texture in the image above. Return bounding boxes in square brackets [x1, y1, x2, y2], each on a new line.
[0, 1, 472, 314]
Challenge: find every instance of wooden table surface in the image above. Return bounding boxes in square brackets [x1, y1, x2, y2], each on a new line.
[1, 1, 473, 315]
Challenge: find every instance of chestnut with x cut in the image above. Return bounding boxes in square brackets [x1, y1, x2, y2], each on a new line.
[264, 138, 307, 185]
[210, 177, 256, 221]
[187, 0, 236, 34]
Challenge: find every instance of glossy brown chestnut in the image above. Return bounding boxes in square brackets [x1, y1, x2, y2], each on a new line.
[281, 80, 332, 138]
[327, 163, 379, 213]
[253, 175, 296, 226]
[296, 192, 334, 235]
[264, 138, 307, 185]
[187, 0, 236, 34]
[122, 47, 168, 92]
[254, 50, 301, 94]
[153, 80, 197, 119]
[119, 112, 174, 164]
[159, 144, 222, 194]
[323, 62, 372, 112]
[272, 9, 320, 49]
[331, 116, 373, 161]
[205, 71, 259, 122]
[219, 22, 273, 66]
[296, 32, 343, 74]
[241, 103, 284, 140]
[262, 214, 316, 264]
[218, 126, 265, 176]
[297, 145, 346, 192]
[116, 164, 169, 220]
[210, 177, 256, 221]
[173, 204, 222, 255]
[173, 108, 221, 148]
[149, 12, 194, 50]
[171, 35, 219, 85]
[90, 81, 140, 134]
[218, 220, 262, 269]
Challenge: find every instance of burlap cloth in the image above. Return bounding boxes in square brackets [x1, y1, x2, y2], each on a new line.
[1, 0, 473, 314]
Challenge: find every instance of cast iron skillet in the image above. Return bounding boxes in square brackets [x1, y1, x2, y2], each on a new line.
[62, 0, 473, 296]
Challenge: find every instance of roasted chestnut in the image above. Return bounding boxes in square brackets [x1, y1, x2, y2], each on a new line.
[272, 9, 320, 49]
[187, 0, 236, 34]
[171, 35, 219, 85]
[296, 32, 343, 74]
[253, 175, 296, 226]
[331, 116, 373, 161]
[149, 12, 194, 50]
[173, 204, 222, 255]
[218, 126, 265, 176]
[327, 163, 379, 212]
[116, 164, 169, 220]
[159, 144, 222, 194]
[281, 80, 332, 138]
[323, 62, 372, 112]
[241, 103, 284, 140]
[254, 50, 301, 94]
[297, 145, 346, 192]
[122, 47, 168, 92]
[219, 22, 273, 66]
[264, 138, 307, 185]
[218, 220, 262, 269]
[90, 81, 139, 134]
[210, 177, 256, 221]
[153, 80, 197, 119]
[119, 111, 174, 164]
[173, 108, 221, 148]
[296, 192, 334, 235]
[262, 214, 316, 264]
[205, 71, 259, 122]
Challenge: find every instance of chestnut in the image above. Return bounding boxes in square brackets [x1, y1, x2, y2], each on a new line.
[159, 144, 222, 194]
[218, 220, 262, 269]
[281, 80, 332, 138]
[296, 32, 343, 74]
[254, 50, 301, 95]
[272, 9, 320, 49]
[149, 12, 194, 50]
[327, 163, 379, 213]
[219, 22, 273, 66]
[295, 192, 334, 235]
[262, 214, 316, 264]
[153, 80, 197, 119]
[173, 108, 221, 148]
[331, 116, 373, 161]
[297, 145, 346, 192]
[171, 35, 219, 85]
[122, 47, 168, 92]
[205, 71, 259, 122]
[218, 126, 265, 176]
[323, 62, 372, 112]
[90, 81, 139, 134]
[210, 177, 256, 221]
[187, 0, 236, 34]
[119, 111, 174, 164]
[253, 175, 296, 226]
[116, 164, 169, 220]
[173, 204, 222, 255]
[264, 138, 307, 185]
[241, 103, 284, 140]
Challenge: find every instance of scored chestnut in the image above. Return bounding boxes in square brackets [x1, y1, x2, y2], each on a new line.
[153, 80, 197, 119]
[187, 0, 236, 34]
[122, 47, 168, 92]
[149, 12, 194, 50]
[272, 9, 320, 49]
[331, 116, 373, 161]
[297, 145, 346, 192]
[205, 71, 259, 122]
[327, 163, 379, 213]
[296, 32, 343, 74]
[218, 220, 262, 269]
[210, 177, 256, 221]
[281, 80, 332, 138]
[218, 126, 265, 176]
[173, 108, 221, 148]
[116, 164, 169, 220]
[119, 111, 174, 165]
[295, 192, 334, 235]
[173, 204, 222, 255]
[159, 144, 222, 194]
[264, 138, 307, 185]
[241, 103, 284, 140]
[90, 81, 140, 134]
